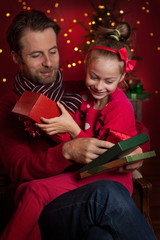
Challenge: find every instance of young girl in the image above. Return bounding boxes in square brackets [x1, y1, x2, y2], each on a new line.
[1, 22, 148, 240]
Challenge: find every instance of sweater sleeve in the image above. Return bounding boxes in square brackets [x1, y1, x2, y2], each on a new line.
[0, 95, 72, 184]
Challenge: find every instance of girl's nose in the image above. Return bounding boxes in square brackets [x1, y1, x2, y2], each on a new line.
[94, 80, 104, 91]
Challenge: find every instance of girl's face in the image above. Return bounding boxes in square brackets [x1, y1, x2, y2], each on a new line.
[85, 56, 125, 105]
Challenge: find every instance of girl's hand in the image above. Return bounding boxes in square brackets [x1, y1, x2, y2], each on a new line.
[36, 102, 81, 138]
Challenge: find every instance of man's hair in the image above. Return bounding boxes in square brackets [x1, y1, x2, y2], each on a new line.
[6, 9, 61, 55]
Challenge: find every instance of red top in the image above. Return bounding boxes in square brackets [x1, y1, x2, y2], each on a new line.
[0, 90, 72, 184]
[63, 88, 137, 194]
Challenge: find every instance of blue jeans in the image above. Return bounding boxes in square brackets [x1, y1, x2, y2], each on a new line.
[39, 180, 156, 240]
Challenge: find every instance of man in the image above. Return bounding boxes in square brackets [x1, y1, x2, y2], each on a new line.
[0, 9, 156, 240]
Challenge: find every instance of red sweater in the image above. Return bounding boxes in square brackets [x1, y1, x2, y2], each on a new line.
[0, 90, 73, 184]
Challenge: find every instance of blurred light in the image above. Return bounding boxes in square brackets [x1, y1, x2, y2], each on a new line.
[68, 64, 71, 68]
[89, 22, 92, 25]
[86, 41, 90, 44]
[146, 1, 149, 5]
[6, 13, 10, 17]
[78, 60, 82, 64]
[150, 33, 154, 37]
[60, 18, 64, 22]
[72, 63, 76, 67]
[157, 47, 160, 51]
[84, 13, 88, 17]
[53, 18, 57, 22]
[27, 7, 31, 10]
[74, 47, 78, 51]
[22, 1, 26, 5]
[23, 6, 26, 9]
[92, 21, 95, 24]
[155, 90, 158, 94]
[64, 33, 68, 37]
[91, 39, 95, 43]
[146, 9, 150, 13]
[111, 22, 116, 27]
[68, 29, 72, 32]
[0, 49, 3, 53]
[136, 21, 140, 24]
[67, 40, 71, 44]
[55, 3, 59, 8]
[47, 10, 51, 13]
[98, 5, 105, 9]
[73, 19, 77, 23]
[142, 6, 146, 10]
[2, 78, 7, 82]
[98, 17, 102, 21]
[107, 12, 110, 16]
[120, 10, 124, 14]
[130, 48, 134, 52]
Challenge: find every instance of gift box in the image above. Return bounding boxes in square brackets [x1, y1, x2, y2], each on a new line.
[125, 92, 151, 100]
[12, 91, 64, 138]
[12, 91, 61, 122]
[80, 132, 150, 178]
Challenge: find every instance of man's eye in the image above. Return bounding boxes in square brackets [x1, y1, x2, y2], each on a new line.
[50, 50, 56, 55]
[31, 54, 40, 58]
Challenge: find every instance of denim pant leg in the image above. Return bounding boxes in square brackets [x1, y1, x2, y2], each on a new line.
[39, 179, 156, 240]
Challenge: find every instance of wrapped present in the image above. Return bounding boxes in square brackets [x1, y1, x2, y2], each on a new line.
[12, 91, 64, 138]
[80, 150, 156, 178]
[80, 132, 150, 178]
[125, 92, 151, 100]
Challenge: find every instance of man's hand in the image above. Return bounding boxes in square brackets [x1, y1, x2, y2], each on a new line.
[63, 138, 114, 165]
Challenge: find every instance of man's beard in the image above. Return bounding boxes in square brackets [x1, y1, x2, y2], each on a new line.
[22, 67, 59, 85]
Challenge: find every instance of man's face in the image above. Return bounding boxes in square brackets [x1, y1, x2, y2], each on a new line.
[16, 28, 60, 85]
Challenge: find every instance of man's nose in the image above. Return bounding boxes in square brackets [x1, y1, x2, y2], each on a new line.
[42, 55, 52, 67]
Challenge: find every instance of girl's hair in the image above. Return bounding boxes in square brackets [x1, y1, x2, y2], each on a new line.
[85, 22, 132, 71]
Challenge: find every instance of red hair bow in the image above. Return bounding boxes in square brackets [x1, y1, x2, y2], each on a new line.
[118, 47, 136, 73]
[88, 46, 136, 73]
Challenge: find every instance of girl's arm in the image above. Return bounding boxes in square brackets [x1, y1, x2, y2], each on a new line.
[36, 102, 81, 139]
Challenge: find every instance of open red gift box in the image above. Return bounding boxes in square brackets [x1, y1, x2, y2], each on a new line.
[12, 91, 66, 138]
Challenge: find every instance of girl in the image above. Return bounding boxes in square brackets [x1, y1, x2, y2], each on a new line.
[1, 22, 149, 240]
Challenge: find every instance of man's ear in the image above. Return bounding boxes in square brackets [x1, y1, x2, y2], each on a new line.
[11, 51, 20, 64]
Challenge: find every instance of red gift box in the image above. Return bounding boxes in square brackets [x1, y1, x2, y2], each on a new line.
[12, 91, 66, 139]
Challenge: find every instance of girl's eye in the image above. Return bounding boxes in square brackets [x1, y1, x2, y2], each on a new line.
[90, 75, 98, 80]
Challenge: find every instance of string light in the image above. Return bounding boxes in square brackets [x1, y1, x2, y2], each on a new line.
[98, 5, 105, 9]
[120, 10, 124, 14]
[6, 13, 10, 17]
[2, 78, 7, 82]
[60, 18, 64, 22]
[150, 33, 154, 37]
[84, 13, 88, 17]
[67, 64, 71, 68]
[47, 10, 51, 13]
[55, 3, 59, 8]
[64, 33, 68, 37]
[107, 12, 110, 16]
[73, 19, 77, 23]
[0, 49, 3, 53]
[68, 29, 72, 32]
[136, 20, 140, 24]
[72, 63, 76, 67]
[74, 47, 78, 51]
[67, 40, 71, 44]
